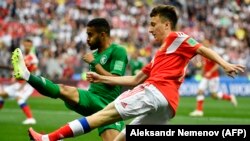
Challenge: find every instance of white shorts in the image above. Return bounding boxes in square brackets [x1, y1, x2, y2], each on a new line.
[198, 77, 219, 93]
[3, 82, 34, 101]
[114, 83, 173, 124]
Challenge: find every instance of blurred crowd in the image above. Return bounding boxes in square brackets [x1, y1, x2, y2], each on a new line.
[0, 0, 249, 80]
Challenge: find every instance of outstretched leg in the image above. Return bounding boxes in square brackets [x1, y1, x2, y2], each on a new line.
[11, 48, 79, 104]
[28, 102, 122, 141]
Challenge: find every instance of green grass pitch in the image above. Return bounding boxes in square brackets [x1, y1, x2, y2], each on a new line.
[0, 96, 250, 141]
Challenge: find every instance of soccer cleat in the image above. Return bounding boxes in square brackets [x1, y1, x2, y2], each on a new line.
[189, 110, 204, 117]
[11, 48, 29, 80]
[22, 118, 36, 125]
[29, 127, 43, 141]
[29, 128, 64, 141]
[230, 95, 238, 107]
[23, 118, 36, 125]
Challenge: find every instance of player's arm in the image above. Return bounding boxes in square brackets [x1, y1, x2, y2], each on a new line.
[94, 64, 115, 76]
[196, 46, 245, 77]
[87, 70, 148, 86]
[83, 52, 114, 76]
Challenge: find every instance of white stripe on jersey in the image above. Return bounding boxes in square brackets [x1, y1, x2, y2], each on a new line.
[166, 32, 189, 54]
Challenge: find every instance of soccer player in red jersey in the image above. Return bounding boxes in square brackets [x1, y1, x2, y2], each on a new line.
[24, 5, 245, 141]
[0, 38, 38, 124]
[190, 54, 238, 117]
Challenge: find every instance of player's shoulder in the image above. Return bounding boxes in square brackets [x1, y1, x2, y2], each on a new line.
[111, 43, 125, 49]
[111, 43, 127, 53]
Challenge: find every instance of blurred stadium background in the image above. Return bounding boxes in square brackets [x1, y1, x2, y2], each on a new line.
[0, 0, 250, 140]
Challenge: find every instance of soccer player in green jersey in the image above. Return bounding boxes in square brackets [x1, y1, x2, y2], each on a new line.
[129, 50, 144, 75]
[12, 18, 128, 141]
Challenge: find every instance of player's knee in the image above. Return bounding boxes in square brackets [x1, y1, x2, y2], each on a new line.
[58, 84, 79, 102]
[17, 98, 26, 105]
[59, 84, 72, 95]
[113, 132, 126, 141]
[100, 129, 120, 141]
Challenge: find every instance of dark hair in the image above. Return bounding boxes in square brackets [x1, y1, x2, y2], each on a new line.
[87, 18, 111, 36]
[23, 38, 33, 43]
[150, 5, 178, 30]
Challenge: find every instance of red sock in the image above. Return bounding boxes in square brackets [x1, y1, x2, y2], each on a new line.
[197, 100, 204, 111]
[222, 94, 231, 101]
[0, 104, 3, 109]
[0, 101, 4, 109]
[48, 124, 74, 140]
[22, 105, 33, 118]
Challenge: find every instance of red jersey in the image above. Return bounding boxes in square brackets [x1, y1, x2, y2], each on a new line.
[202, 57, 219, 79]
[142, 32, 201, 116]
[24, 53, 38, 73]
[17, 52, 38, 83]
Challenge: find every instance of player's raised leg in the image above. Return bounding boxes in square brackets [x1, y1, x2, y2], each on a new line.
[11, 48, 61, 99]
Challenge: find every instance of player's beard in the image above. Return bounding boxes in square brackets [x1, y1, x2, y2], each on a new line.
[89, 37, 102, 50]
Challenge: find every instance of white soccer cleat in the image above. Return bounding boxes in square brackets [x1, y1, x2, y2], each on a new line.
[189, 110, 204, 117]
[11, 48, 30, 80]
[22, 118, 36, 125]
[230, 95, 238, 107]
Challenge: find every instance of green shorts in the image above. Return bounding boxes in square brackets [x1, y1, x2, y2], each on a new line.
[65, 89, 124, 135]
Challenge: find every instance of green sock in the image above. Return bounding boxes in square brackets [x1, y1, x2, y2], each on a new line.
[27, 74, 60, 98]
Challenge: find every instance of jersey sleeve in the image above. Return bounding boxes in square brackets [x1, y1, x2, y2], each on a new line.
[178, 37, 202, 58]
[110, 46, 128, 76]
[165, 32, 201, 59]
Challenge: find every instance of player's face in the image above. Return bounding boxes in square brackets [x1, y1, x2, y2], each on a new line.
[148, 15, 169, 43]
[86, 27, 102, 50]
[23, 41, 32, 53]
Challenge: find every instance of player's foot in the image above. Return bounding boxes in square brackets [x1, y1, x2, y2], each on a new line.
[29, 128, 64, 141]
[28, 127, 43, 141]
[22, 118, 36, 125]
[189, 110, 204, 117]
[230, 95, 238, 107]
[11, 48, 30, 80]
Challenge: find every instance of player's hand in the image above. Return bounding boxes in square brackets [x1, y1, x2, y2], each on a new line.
[224, 64, 245, 78]
[83, 53, 94, 64]
[204, 72, 211, 78]
[86, 72, 101, 83]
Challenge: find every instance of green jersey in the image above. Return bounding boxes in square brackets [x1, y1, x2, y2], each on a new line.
[88, 43, 128, 101]
[129, 58, 144, 75]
